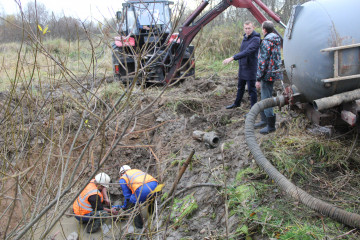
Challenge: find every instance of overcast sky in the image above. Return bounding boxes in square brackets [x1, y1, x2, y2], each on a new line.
[0, 0, 197, 21]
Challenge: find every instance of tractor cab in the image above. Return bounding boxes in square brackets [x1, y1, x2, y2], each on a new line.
[117, 0, 173, 39]
[112, 0, 194, 83]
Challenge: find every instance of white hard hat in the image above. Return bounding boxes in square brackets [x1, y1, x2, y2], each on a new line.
[119, 165, 131, 175]
[95, 172, 111, 188]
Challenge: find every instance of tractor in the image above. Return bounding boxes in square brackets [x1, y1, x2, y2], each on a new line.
[112, 0, 195, 84]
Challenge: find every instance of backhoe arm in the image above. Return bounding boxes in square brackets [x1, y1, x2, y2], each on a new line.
[164, 0, 286, 83]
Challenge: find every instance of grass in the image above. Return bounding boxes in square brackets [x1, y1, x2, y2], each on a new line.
[170, 193, 199, 226]
[99, 81, 126, 101]
[227, 114, 360, 239]
[0, 38, 113, 92]
[229, 177, 354, 239]
[194, 22, 268, 78]
[196, 58, 238, 78]
[0, 21, 265, 91]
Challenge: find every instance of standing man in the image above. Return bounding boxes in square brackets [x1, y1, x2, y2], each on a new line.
[223, 21, 260, 109]
[255, 20, 282, 134]
[73, 172, 118, 233]
[118, 165, 158, 229]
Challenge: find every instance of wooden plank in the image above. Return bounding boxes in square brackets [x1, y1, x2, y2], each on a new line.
[320, 43, 360, 52]
[334, 50, 339, 77]
[322, 74, 360, 83]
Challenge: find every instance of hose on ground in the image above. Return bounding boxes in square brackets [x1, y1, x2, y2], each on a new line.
[245, 96, 360, 228]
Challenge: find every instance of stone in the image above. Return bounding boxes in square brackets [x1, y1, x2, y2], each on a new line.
[66, 232, 78, 240]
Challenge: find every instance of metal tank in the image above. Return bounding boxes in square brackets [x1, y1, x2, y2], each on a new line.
[283, 0, 360, 103]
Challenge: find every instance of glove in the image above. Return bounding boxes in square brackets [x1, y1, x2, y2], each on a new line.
[112, 205, 125, 210]
[111, 208, 119, 215]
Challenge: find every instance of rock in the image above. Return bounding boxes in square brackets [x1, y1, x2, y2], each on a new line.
[101, 224, 111, 234]
[156, 117, 165, 122]
[66, 232, 78, 240]
[127, 225, 135, 234]
[200, 228, 206, 234]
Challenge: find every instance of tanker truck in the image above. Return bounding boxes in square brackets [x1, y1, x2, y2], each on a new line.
[284, 0, 360, 126]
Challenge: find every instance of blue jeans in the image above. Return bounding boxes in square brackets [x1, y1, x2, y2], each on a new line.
[235, 79, 257, 107]
[261, 81, 275, 117]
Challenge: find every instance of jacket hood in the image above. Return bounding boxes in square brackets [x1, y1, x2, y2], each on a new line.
[263, 32, 281, 45]
[244, 30, 260, 39]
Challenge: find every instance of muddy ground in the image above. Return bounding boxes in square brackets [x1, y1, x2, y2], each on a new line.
[95, 75, 288, 239]
[3, 72, 358, 239]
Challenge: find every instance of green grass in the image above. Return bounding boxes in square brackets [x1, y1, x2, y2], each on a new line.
[170, 194, 199, 226]
[227, 115, 360, 239]
[228, 176, 353, 239]
[196, 58, 238, 78]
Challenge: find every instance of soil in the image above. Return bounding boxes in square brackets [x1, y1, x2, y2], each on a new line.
[40, 75, 271, 239]
[96, 76, 286, 239]
[3, 73, 357, 239]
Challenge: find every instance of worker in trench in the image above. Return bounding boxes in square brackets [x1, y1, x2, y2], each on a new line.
[72, 172, 119, 233]
[116, 165, 159, 229]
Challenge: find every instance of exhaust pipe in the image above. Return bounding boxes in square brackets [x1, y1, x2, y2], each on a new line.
[313, 88, 360, 111]
[245, 96, 360, 228]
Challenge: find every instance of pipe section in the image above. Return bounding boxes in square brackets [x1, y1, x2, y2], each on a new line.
[193, 131, 219, 148]
[313, 88, 360, 111]
[245, 96, 360, 228]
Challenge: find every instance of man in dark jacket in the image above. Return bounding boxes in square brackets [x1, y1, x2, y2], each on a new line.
[223, 21, 260, 109]
[255, 20, 283, 134]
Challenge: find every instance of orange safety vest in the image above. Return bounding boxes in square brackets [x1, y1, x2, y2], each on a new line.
[120, 169, 157, 194]
[73, 179, 103, 216]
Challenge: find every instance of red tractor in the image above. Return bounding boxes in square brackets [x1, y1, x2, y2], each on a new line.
[112, 0, 195, 83]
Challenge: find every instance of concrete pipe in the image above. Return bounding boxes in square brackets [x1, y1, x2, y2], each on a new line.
[192, 131, 219, 148]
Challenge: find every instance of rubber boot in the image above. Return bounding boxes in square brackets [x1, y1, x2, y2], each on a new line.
[254, 111, 266, 129]
[134, 212, 144, 229]
[147, 198, 155, 215]
[260, 115, 276, 135]
[86, 219, 101, 233]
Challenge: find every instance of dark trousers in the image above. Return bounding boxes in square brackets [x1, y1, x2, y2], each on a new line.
[234, 78, 257, 107]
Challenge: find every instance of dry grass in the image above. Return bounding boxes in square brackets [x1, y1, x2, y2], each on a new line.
[0, 38, 113, 91]
[262, 113, 360, 213]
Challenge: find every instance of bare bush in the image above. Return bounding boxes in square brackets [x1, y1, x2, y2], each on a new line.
[0, 1, 198, 239]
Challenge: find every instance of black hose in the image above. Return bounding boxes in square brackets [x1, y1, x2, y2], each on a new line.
[245, 96, 360, 228]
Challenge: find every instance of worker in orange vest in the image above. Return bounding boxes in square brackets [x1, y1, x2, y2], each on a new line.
[118, 165, 158, 229]
[73, 172, 118, 233]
